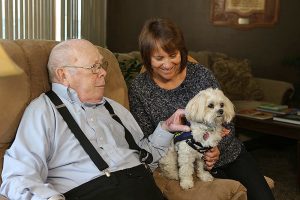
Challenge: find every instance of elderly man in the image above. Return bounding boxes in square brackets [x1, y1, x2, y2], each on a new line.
[0, 39, 188, 200]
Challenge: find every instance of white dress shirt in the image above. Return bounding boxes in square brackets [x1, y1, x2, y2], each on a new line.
[0, 83, 173, 200]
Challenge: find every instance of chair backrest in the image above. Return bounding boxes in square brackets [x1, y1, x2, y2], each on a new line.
[0, 39, 128, 183]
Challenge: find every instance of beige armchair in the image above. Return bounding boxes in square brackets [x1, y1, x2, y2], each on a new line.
[0, 39, 273, 200]
[0, 39, 128, 181]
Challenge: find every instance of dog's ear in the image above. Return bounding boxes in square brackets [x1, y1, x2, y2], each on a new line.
[185, 92, 207, 122]
[223, 95, 235, 123]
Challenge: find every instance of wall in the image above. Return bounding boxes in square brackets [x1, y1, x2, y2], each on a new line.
[107, 0, 300, 86]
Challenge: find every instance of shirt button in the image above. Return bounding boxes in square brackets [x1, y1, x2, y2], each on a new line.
[90, 118, 94, 122]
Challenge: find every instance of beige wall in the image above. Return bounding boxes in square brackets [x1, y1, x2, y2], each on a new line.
[106, 0, 300, 86]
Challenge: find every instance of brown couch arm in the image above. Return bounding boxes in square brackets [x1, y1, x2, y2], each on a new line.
[254, 78, 294, 105]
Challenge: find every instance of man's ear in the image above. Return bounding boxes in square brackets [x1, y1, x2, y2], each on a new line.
[55, 68, 69, 85]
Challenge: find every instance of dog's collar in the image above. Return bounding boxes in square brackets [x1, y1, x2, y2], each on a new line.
[173, 131, 212, 153]
[174, 131, 193, 143]
[173, 121, 193, 143]
[187, 138, 212, 153]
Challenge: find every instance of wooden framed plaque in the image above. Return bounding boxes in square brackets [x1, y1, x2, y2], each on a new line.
[210, 0, 280, 29]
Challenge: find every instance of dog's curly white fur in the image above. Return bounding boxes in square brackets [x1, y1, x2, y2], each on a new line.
[159, 88, 235, 189]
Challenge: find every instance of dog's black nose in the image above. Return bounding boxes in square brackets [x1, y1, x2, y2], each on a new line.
[218, 109, 223, 115]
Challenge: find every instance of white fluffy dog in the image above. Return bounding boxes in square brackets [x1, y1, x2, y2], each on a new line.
[159, 88, 235, 190]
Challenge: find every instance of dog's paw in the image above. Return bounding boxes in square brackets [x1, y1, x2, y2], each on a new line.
[168, 172, 179, 180]
[159, 161, 179, 180]
[198, 171, 214, 182]
[162, 170, 179, 180]
[180, 179, 194, 190]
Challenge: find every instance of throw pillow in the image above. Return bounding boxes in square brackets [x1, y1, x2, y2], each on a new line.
[188, 51, 264, 101]
[211, 56, 264, 101]
[114, 52, 143, 87]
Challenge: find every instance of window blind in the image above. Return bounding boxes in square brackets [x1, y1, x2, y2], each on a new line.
[0, 0, 106, 46]
[0, 0, 55, 40]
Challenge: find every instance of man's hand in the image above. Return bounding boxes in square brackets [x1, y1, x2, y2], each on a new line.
[161, 109, 190, 132]
[203, 146, 220, 170]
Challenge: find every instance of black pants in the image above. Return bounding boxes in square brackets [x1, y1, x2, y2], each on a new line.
[212, 149, 275, 200]
[64, 165, 164, 200]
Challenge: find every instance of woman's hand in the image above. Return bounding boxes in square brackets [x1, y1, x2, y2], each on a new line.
[161, 109, 190, 132]
[203, 128, 228, 169]
[203, 146, 220, 170]
[221, 128, 230, 137]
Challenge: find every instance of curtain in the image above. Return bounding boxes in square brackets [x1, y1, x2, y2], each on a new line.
[81, 0, 106, 46]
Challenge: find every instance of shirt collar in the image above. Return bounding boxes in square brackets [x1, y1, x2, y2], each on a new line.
[51, 83, 105, 108]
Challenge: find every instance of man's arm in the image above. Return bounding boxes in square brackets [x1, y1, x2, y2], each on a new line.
[110, 100, 189, 170]
[0, 97, 61, 200]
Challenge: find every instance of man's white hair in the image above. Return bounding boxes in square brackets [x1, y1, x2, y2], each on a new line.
[47, 39, 100, 82]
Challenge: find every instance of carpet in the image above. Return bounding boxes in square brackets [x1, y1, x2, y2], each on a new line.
[246, 136, 300, 200]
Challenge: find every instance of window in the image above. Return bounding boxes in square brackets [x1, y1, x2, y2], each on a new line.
[0, 0, 106, 46]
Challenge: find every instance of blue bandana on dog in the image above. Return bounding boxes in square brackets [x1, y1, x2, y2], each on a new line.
[173, 122, 212, 153]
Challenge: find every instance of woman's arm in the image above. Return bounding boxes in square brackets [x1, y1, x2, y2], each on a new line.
[128, 79, 156, 137]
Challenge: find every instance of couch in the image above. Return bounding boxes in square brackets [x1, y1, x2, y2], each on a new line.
[0, 39, 277, 200]
[115, 51, 294, 107]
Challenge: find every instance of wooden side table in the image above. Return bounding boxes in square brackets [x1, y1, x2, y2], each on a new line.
[235, 116, 300, 183]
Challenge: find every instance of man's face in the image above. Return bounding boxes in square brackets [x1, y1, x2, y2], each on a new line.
[64, 47, 107, 103]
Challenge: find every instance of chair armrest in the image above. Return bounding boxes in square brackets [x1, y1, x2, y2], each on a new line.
[0, 195, 8, 200]
[254, 78, 295, 105]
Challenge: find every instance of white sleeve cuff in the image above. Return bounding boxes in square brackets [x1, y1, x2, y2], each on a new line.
[48, 194, 65, 200]
[149, 121, 173, 146]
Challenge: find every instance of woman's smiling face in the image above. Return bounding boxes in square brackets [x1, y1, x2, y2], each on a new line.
[150, 46, 181, 83]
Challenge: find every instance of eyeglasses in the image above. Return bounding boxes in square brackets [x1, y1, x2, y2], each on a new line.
[63, 60, 108, 74]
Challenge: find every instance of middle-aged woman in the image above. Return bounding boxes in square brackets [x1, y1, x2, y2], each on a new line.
[128, 18, 274, 200]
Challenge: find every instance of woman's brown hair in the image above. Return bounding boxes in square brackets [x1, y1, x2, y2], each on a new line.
[138, 18, 188, 74]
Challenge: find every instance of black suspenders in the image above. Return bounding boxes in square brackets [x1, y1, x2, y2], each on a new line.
[103, 101, 153, 164]
[45, 90, 153, 177]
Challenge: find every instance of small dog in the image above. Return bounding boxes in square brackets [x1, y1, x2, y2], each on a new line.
[159, 88, 235, 189]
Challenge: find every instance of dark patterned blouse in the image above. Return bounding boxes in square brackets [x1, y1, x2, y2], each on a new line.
[129, 62, 243, 167]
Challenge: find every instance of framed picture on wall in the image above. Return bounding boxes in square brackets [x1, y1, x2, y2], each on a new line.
[210, 0, 280, 29]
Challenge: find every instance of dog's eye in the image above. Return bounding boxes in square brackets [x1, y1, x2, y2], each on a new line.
[208, 103, 214, 108]
[220, 103, 224, 108]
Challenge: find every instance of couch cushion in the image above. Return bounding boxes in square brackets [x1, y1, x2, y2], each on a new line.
[153, 169, 247, 200]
